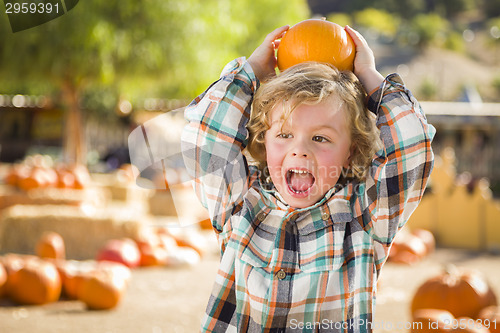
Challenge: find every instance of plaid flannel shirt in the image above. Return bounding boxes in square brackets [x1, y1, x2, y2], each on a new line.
[181, 58, 435, 332]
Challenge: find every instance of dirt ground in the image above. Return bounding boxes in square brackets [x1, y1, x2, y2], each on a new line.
[1, 234, 500, 333]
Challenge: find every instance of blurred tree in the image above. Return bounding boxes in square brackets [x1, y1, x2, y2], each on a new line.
[353, 8, 400, 39]
[308, 0, 426, 19]
[375, 0, 426, 19]
[492, 76, 500, 100]
[483, 0, 500, 18]
[326, 13, 352, 27]
[411, 13, 450, 48]
[309, 0, 487, 20]
[0, 0, 308, 164]
[418, 77, 438, 100]
[429, 0, 476, 18]
[488, 17, 500, 42]
[444, 31, 466, 52]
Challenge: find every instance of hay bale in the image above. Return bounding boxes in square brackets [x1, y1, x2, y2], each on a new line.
[91, 173, 151, 213]
[0, 185, 111, 211]
[0, 204, 149, 260]
[148, 190, 178, 216]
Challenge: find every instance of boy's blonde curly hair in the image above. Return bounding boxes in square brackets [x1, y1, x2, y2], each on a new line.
[247, 62, 382, 183]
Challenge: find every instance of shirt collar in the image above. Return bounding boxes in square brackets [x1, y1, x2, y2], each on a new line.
[258, 178, 353, 233]
[259, 176, 349, 209]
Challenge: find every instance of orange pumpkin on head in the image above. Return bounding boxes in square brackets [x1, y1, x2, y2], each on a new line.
[277, 19, 355, 72]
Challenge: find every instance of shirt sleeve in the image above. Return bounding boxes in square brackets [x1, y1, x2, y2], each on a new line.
[181, 57, 258, 241]
[356, 73, 436, 266]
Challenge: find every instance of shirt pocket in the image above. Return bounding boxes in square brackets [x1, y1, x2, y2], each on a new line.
[298, 199, 353, 273]
[238, 224, 275, 268]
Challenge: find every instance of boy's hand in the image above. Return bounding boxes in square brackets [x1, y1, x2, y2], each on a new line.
[345, 26, 384, 93]
[248, 25, 289, 83]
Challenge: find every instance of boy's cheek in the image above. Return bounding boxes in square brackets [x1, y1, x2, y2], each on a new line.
[265, 143, 284, 167]
[267, 164, 283, 180]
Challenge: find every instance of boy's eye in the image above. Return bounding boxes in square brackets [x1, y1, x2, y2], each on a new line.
[277, 133, 292, 139]
[312, 135, 330, 143]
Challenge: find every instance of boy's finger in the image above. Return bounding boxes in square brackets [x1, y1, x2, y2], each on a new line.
[345, 25, 368, 48]
[265, 25, 289, 43]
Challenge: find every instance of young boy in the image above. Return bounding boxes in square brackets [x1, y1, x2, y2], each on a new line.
[181, 25, 435, 332]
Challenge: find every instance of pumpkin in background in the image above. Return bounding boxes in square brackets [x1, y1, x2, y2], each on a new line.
[42, 167, 59, 187]
[54, 164, 90, 189]
[411, 266, 497, 319]
[5, 164, 29, 187]
[412, 309, 455, 333]
[116, 163, 138, 183]
[36, 231, 66, 260]
[156, 231, 180, 253]
[0, 262, 6, 298]
[165, 246, 201, 267]
[0, 254, 37, 295]
[17, 166, 48, 191]
[96, 238, 141, 268]
[135, 232, 169, 267]
[199, 217, 213, 230]
[8, 258, 61, 305]
[78, 263, 129, 310]
[478, 306, 500, 333]
[96, 260, 131, 285]
[411, 228, 436, 255]
[277, 19, 355, 72]
[56, 168, 76, 189]
[163, 227, 207, 257]
[389, 232, 427, 265]
[58, 260, 96, 300]
[71, 164, 91, 189]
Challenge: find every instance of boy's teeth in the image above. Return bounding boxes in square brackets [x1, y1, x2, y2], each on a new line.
[287, 169, 315, 193]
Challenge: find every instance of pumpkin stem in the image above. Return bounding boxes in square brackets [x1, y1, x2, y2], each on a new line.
[442, 264, 460, 285]
[444, 264, 459, 276]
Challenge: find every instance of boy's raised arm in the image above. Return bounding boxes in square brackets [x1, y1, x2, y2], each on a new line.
[345, 25, 385, 94]
[247, 25, 289, 83]
[181, 58, 257, 239]
[346, 26, 435, 262]
[181, 26, 288, 248]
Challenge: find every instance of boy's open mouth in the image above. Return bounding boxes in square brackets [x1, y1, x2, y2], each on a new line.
[286, 169, 315, 194]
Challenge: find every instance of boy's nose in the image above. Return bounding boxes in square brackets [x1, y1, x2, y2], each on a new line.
[291, 141, 309, 158]
[292, 151, 308, 157]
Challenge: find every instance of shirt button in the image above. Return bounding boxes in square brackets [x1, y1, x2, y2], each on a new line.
[275, 269, 286, 280]
[322, 212, 330, 221]
[257, 212, 266, 221]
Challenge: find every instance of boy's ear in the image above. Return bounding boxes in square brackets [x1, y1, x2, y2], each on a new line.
[343, 145, 355, 169]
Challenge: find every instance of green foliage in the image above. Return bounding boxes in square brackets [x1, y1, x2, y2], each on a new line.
[181, 0, 309, 96]
[326, 13, 352, 27]
[418, 78, 438, 100]
[375, 0, 425, 19]
[410, 13, 450, 48]
[353, 8, 399, 38]
[0, 0, 309, 104]
[492, 76, 500, 99]
[433, 0, 476, 18]
[487, 17, 500, 44]
[444, 31, 466, 52]
[314, 0, 481, 19]
[324, 0, 426, 19]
